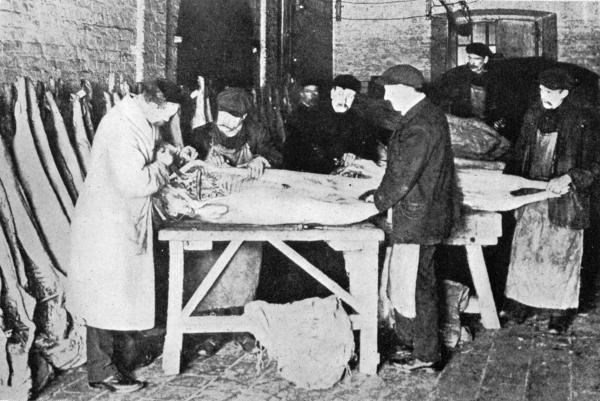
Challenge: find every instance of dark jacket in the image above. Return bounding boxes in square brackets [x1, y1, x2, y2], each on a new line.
[284, 102, 380, 174]
[186, 116, 283, 167]
[508, 99, 600, 229]
[374, 98, 460, 244]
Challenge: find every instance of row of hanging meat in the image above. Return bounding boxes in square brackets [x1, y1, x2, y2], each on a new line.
[0, 75, 130, 400]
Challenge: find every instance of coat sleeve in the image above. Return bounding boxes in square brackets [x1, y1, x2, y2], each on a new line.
[107, 129, 170, 198]
[374, 126, 433, 212]
[568, 113, 600, 190]
[252, 122, 283, 167]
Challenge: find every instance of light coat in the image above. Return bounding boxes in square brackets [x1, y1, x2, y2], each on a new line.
[67, 96, 169, 330]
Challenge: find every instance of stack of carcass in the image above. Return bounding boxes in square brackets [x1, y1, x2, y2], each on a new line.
[0, 75, 130, 400]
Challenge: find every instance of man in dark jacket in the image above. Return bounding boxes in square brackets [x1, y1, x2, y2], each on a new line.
[284, 75, 380, 174]
[187, 87, 282, 177]
[429, 43, 510, 136]
[368, 65, 460, 370]
[502, 68, 600, 334]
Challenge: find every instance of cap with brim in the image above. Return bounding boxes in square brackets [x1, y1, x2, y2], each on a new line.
[216, 87, 252, 117]
[332, 75, 361, 93]
[374, 65, 425, 89]
[465, 42, 492, 58]
[539, 68, 576, 90]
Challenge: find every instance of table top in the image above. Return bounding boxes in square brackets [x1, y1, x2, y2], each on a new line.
[158, 220, 385, 242]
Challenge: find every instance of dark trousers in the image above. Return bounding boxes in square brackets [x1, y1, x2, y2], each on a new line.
[86, 326, 136, 382]
[393, 245, 440, 363]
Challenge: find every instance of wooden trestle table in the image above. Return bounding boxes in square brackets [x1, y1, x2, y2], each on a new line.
[159, 221, 385, 376]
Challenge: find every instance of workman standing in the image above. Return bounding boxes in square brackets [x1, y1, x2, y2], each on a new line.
[366, 65, 460, 370]
[67, 79, 197, 393]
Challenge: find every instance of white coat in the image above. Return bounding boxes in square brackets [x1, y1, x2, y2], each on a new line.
[66, 96, 169, 330]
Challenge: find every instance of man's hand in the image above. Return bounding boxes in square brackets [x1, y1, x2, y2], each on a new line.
[206, 150, 227, 166]
[342, 152, 357, 166]
[547, 174, 572, 195]
[245, 156, 271, 179]
[178, 146, 198, 163]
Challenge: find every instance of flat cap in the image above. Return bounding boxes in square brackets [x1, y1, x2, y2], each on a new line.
[216, 87, 252, 117]
[466, 42, 492, 58]
[539, 68, 577, 90]
[332, 74, 361, 93]
[374, 65, 425, 89]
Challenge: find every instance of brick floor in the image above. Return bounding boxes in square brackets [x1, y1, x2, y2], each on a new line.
[34, 298, 600, 401]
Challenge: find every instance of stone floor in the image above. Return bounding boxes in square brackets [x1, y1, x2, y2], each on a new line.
[34, 297, 600, 401]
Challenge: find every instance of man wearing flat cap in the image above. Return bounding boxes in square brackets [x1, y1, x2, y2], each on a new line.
[188, 86, 282, 178]
[284, 74, 380, 174]
[364, 65, 460, 370]
[430, 42, 506, 132]
[184, 86, 283, 354]
[502, 67, 600, 335]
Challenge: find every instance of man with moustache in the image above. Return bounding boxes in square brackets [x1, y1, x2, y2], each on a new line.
[284, 74, 380, 174]
[185, 87, 282, 353]
[188, 86, 282, 177]
[502, 68, 600, 334]
[430, 42, 507, 133]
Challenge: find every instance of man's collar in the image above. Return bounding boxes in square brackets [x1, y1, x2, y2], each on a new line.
[398, 92, 426, 116]
[401, 96, 428, 122]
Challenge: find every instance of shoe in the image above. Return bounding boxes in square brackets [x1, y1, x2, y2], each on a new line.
[547, 314, 570, 335]
[89, 372, 144, 393]
[388, 345, 413, 363]
[197, 336, 222, 356]
[235, 333, 257, 353]
[392, 356, 435, 373]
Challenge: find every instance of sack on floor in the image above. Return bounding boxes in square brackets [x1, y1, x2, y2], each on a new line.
[244, 295, 354, 389]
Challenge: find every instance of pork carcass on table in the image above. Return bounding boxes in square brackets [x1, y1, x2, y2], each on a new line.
[155, 158, 560, 226]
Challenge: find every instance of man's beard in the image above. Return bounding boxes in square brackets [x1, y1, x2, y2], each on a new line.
[332, 103, 349, 113]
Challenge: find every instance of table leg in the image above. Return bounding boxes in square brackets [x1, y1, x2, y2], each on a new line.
[465, 245, 500, 329]
[343, 243, 380, 375]
[163, 241, 185, 375]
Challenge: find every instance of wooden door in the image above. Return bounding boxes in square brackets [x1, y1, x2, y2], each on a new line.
[290, 0, 332, 85]
[496, 19, 539, 58]
[176, 0, 257, 89]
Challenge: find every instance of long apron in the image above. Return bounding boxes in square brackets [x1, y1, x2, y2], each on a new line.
[505, 128, 583, 310]
[505, 200, 583, 309]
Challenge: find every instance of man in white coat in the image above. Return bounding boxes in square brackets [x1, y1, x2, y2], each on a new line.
[67, 79, 183, 393]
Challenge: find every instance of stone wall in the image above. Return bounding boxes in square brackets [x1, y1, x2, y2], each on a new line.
[333, 0, 600, 82]
[0, 0, 171, 86]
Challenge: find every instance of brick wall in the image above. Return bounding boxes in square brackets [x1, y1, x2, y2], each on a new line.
[0, 0, 171, 87]
[334, 0, 600, 82]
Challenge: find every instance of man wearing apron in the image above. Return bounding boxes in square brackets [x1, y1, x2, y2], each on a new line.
[503, 68, 600, 334]
[185, 87, 282, 351]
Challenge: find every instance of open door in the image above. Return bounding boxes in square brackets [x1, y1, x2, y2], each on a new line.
[290, 0, 333, 86]
[176, 0, 258, 90]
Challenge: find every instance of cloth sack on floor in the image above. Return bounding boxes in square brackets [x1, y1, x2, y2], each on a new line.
[244, 295, 354, 389]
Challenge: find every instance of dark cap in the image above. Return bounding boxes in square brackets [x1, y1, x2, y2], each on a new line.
[141, 79, 183, 104]
[539, 68, 577, 90]
[216, 87, 252, 117]
[466, 42, 492, 58]
[332, 75, 361, 93]
[374, 65, 425, 89]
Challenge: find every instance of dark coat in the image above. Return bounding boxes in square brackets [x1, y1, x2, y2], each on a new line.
[508, 98, 600, 229]
[186, 116, 283, 167]
[283, 101, 380, 174]
[374, 98, 460, 244]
